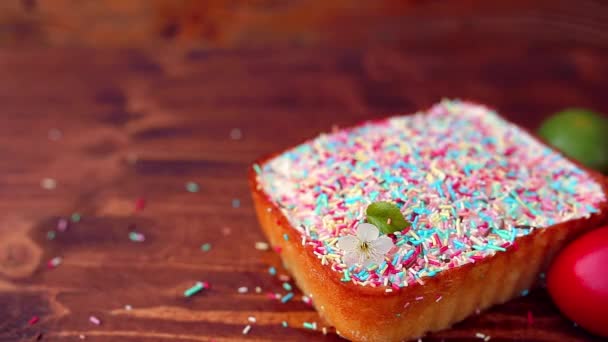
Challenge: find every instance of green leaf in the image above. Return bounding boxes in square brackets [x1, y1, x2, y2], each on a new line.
[366, 201, 410, 234]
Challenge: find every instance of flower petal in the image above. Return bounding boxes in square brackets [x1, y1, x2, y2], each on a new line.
[343, 252, 360, 267]
[356, 223, 379, 242]
[337, 235, 359, 253]
[362, 254, 384, 268]
[371, 235, 394, 256]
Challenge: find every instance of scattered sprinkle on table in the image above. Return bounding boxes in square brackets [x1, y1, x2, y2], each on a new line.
[255, 286, 262, 293]
[57, 218, 68, 232]
[238, 286, 248, 294]
[281, 292, 294, 303]
[255, 241, 269, 251]
[242, 324, 251, 335]
[281, 321, 288, 328]
[185, 182, 200, 193]
[232, 198, 241, 208]
[200, 243, 212, 252]
[47, 231, 56, 240]
[268, 266, 276, 275]
[278, 274, 290, 282]
[521, 289, 529, 296]
[125, 305, 132, 311]
[302, 295, 312, 305]
[47, 256, 62, 269]
[48, 128, 63, 141]
[303, 322, 317, 330]
[28, 316, 39, 325]
[282, 282, 292, 291]
[41, 178, 57, 190]
[89, 316, 101, 325]
[247, 316, 256, 323]
[230, 128, 243, 140]
[71, 212, 81, 222]
[184, 281, 208, 297]
[134, 197, 146, 212]
[129, 231, 145, 242]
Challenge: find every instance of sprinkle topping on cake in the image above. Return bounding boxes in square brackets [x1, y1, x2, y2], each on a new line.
[256, 100, 605, 288]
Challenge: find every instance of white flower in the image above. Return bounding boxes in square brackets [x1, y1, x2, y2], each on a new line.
[337, 223, 394, 267]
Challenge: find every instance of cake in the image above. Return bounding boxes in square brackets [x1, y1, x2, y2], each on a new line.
[249, 100, 608, 341]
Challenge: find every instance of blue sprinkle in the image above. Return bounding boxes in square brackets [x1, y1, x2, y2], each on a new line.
[434, 181, 445, 197]
[283, 233, 289, 241]
[412, 216, 419, 228]
[521, 289, 529, 296]
[268, 267, 277, 275]
[253, 164, 262, 174]
[232, 198, 241, 208]
[447, 182, 457, 201]
[357, 269, 368, 278]
[345, 196, 362, 204]
[486, 244, 506, 252]
[586, 204, 598, 214]
[391, 254, 400, 266]
[453, 240, 465, 250]
[281, 292, 294, 303]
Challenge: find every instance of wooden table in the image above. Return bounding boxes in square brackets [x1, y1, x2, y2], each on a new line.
[0, 44, 606, 341]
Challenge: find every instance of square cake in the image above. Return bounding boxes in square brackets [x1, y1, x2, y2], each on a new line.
[250, 100, 607, 341]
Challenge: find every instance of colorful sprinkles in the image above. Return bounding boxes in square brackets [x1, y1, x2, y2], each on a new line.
[257, 100, 605, 288]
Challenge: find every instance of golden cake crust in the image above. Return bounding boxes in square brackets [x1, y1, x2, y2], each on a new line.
[249, 111, 608, 341]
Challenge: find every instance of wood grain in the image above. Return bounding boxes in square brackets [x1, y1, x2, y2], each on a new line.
[0, 43, 607, 341]
[1, 1, 608, 48]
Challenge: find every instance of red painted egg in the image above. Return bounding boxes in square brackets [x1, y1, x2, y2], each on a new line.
[547, 226, 608, 337]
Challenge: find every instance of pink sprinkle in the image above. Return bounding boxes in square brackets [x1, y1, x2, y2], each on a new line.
[47, 256, 62, 269]
[57, 218, 68, 232]
[302, 296, 312, 305]
[527, 310, 534, 325]
[278, 274, 290, 282]
[435, 295, 442, 302]
[134, 198, 146, 212]
[28, 316, 39, 325]
[89, 316, 101, 325]
[415, 296, 424, 301]
[428, 259, 441, 267]
[274, 246, 282, 253]
[433, 234, 442, 247]
[403, 302, 410, 309]
[266, 292, 276, 300]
